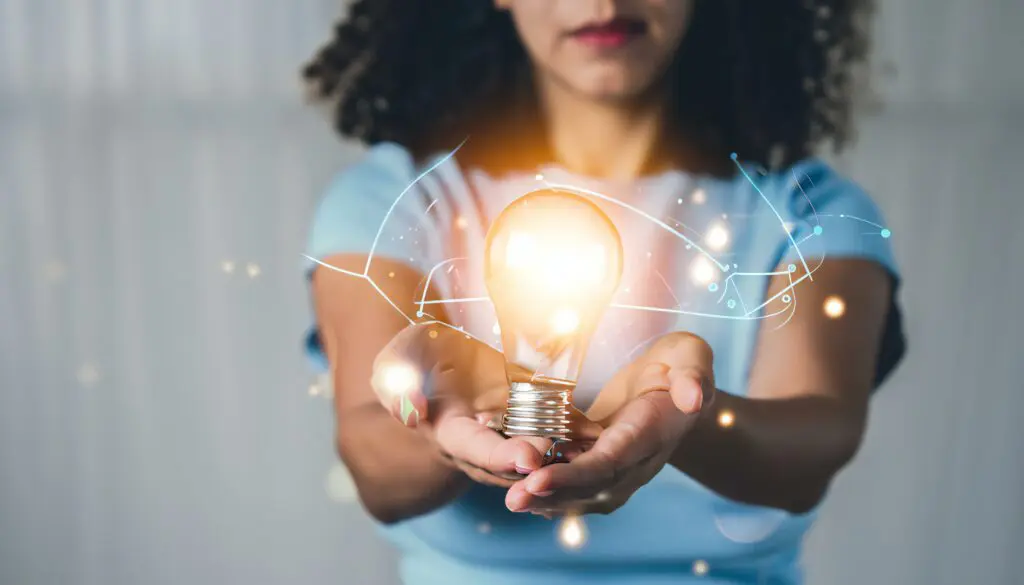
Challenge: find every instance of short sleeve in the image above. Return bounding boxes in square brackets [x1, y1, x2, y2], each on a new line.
[777, 159, 898, 279]
[302, 143, 442, 371]
[774, 159, 906, 387]
[305, 142, 437, 275]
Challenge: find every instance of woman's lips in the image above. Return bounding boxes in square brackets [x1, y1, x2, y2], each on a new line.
[570, 17, 647, 48]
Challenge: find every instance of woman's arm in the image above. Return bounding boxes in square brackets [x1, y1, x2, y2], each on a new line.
[508, 258, 895, 516]
[668, 258, 893, 513]
[312, 255, 469, 524]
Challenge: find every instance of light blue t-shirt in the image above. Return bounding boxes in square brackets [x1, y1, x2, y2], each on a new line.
[304, 143, 901, 585]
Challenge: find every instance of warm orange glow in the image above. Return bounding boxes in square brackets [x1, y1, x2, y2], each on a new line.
[823, 295, 846, 319]
[718, 410, 735, 428]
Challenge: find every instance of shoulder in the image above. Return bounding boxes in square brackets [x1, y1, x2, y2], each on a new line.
[752, 157, 898, 277]
[766, 158, 884, 225]
[322, 142, 418, 201]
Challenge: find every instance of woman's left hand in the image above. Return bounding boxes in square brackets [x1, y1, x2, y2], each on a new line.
[505, 332, 716, 516]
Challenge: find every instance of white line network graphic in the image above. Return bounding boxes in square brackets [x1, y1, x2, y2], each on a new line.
[304, 145, 892, 342]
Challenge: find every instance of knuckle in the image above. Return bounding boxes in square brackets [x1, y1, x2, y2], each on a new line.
[657, 331, 713, 360]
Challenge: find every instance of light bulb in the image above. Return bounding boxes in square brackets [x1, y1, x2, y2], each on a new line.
[485, 189, 623, 440]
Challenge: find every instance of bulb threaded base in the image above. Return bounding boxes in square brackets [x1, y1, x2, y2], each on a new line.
[501, 380, 575, 441]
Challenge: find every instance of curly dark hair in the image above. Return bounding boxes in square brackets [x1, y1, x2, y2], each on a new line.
[303, 0, 874, 175]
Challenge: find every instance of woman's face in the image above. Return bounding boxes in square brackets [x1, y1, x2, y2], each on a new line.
[496, 0, 693, 101]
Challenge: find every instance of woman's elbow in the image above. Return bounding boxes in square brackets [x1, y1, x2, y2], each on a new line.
[783, 419, 867, 514]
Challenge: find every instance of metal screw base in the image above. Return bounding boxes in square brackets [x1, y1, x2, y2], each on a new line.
[501, 380, 575, 441]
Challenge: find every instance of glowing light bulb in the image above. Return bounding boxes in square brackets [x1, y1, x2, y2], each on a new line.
[558, 513, 588, 550]
[485, 189, 623, 440]
[823, 295, 846, 319]
[551, 308, 580, 335]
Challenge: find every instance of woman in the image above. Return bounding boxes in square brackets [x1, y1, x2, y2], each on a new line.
[302, 1, 905, 583]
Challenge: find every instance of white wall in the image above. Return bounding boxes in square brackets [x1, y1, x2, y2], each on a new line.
[1, 1, 1022, 584]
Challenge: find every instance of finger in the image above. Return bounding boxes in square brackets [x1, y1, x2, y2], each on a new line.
[452, 460, 518, 488]
[569, 405, 604, 441]
[435, 414, 548, 476]
[525, 392, 686, 495]
[635, 332, 715, 414]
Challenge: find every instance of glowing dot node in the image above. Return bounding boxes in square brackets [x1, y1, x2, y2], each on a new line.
[813, 225, 824, 236]
[428, 330, 438, 339]
[388, 271, 395, 278]
[692, 189, 707, 205]
[727, 299, 736, 309]
[693, 560, 710, 577]
[416, 311, 424, 318]
[691, 256, 717, 286]
[880, 228, 891, 239]
[535, 174, 544, 181]
[823, 295, 846, 319]
[708, 283, 719, 292]
[788, 264, 797, 273]
[377, 362, 420, 398]
[718, 410, 735, 428]
[455, 216, 469, 230]
[220, 260, 235, 274]
[782, 295, 792, 303]
[245, 263, 261, 278]
[705, 222, 730, 251]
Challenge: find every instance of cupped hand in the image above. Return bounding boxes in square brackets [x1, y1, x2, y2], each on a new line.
[371, 322, 552, 487]
[505, 332, 715, 515]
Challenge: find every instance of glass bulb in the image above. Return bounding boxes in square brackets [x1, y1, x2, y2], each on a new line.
[484, 189, 623, 440]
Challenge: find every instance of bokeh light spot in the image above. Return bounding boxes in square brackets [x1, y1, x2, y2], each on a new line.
[558, 514, 587, 550]
[718, 410, 735, 428]
[823, 295, 846, 319]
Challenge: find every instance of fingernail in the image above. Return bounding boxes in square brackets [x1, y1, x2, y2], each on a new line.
[532, 490, 554, 497]
[670, 371, 703, 413]
[515, 465, 534, 475]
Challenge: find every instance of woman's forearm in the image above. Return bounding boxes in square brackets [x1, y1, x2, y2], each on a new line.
[669, 391, 867, 514]
[337, 403, 470, 524]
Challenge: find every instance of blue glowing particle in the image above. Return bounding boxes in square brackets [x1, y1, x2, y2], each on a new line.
[813, 225, 824, 236]
[788, 264, 797, 273]
[782, 295, 792, 303]
[880, 228, 891, 238]
[730, 152, 739, 161]
[708, 283, 719, 292]
[416, 311, 424, 318]
[727, 299, 737, 309]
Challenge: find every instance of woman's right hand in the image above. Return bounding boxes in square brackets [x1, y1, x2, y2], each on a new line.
[371, 322, 552, 487]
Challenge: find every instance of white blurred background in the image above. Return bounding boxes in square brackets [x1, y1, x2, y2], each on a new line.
[1, 1, 1022, 584]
